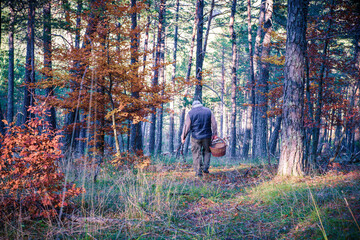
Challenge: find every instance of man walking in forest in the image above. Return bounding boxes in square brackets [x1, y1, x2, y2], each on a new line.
[181, 99, 218, 177]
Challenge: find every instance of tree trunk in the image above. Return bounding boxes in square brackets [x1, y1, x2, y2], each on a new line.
[252, 0, 266, 158]
[220, 46, 225, 138]
[64, 0, 83, 153]
[141, 2, 151, 148]
[194, 0, 204, 101]
[94, 90, 106, 158]
[347, 85, 358, 156]
[269, 116, 282, 156]
[156, 27, 166, 154]
[178, 108, 186, 146]
[143, 1, 151, 73]
[202, 0, 215, 60]
[156, 109, 164, 154]
[149, 0, 166, 155]
[169, 0, 179, 154]
[328, 108, 335, 147]
[277, 0, 308, 176]
[229, 0, 237, 158]
[311, 0, 333, 164]
[7, 4, 15, 124]
[22, 0, 36, 124]
[184, 131, 191, 156]
[0, 104, 4, 135]
[96, 14, 108, 160]
[242, 0, 254, 158]
[255, 0, 273, 158]
[0, 2, 3, 135]
[43, 1, 56, 130]
[242, 0, 255, 158]
[177, 5, 198, 146]
[334, 110, 342, 148]
[354, 3, 360, 153]
[0, 0, 1, 48]
[75, 0, 82, 49]
[75, 0, 85, 155]
[130, 0, 143, 153]
[304, 39, 313, 169]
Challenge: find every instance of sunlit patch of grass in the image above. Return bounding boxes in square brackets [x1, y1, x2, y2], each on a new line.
[232, 171, 360, 239]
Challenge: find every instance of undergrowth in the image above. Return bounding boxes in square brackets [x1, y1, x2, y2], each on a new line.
[1, 155, 359, 239]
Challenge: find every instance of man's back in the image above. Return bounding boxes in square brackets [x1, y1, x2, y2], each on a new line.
[188, 106, 212, 140]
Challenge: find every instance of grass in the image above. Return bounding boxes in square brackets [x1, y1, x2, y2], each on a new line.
[1, 156, 359, 239]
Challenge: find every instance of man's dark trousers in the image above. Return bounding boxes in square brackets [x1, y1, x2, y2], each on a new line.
[191, 137, 211, 176]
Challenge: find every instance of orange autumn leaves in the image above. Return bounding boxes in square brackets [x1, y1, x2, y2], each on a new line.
[0, 105, 82, 219]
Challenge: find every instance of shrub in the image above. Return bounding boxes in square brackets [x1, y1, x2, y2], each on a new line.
[0, 105, 82, 220]
[111, 150, 151, 170]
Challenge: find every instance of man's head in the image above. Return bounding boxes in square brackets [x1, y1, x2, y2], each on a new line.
[192, 99, 203, 108]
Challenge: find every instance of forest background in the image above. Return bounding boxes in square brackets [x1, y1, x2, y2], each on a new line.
[0, 0, 360, 239]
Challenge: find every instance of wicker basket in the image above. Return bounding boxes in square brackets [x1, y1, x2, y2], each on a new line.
[209, 138, 226, 157]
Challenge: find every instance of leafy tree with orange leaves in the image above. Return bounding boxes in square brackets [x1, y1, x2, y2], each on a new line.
[0, 105, 82, 219]
[38, 0, 172, 158]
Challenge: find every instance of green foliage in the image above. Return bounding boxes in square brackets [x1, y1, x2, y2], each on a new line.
[0, 46, 26, 116]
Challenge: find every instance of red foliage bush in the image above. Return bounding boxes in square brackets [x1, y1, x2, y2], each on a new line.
[0, 105, 82, 219]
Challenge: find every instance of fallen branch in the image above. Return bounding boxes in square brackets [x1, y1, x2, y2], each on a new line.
[243, 167, 253, 178]
[349, 151, 360, 163]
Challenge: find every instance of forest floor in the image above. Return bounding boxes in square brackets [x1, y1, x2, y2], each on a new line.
[2, 156, 360, 239]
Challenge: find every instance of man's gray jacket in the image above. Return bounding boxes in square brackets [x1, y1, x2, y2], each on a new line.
[181, 102, 218, 141]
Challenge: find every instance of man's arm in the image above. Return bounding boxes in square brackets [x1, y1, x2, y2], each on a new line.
[181, 114, 191, 143]
[211, 112, 218, 138]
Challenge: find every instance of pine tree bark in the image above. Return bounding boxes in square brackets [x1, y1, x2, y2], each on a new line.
[177, 5, 198, 147]
[220, 46, 225, 138]
[76, 0, 86, 155]
[141, 2, 151, 147]
[229, 0, 237, 158]
[169, 0, 179, 154]
[242, 0, 255, 158]
[143, 1, 151, 73]
[43, 1, 56, 130]
[194, 0, 204, 101]
[130, 0, 143, 153]
[277, 0, 308, 176]
[149, 0, 166, 155]
[334, 110, 342, 147]
[7, 3, 15, 124]
[252, 0, 266, 157]
[347, 82, 358, 155]
[75, 0, 82, 49]
[269, 115, 281, 155]
[202, 0, 215, 60]
[304, 39, 313, 168]
[22, 0, 36, 124]
[156, 28, 166, 154]
[255, 0, 273, 158]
